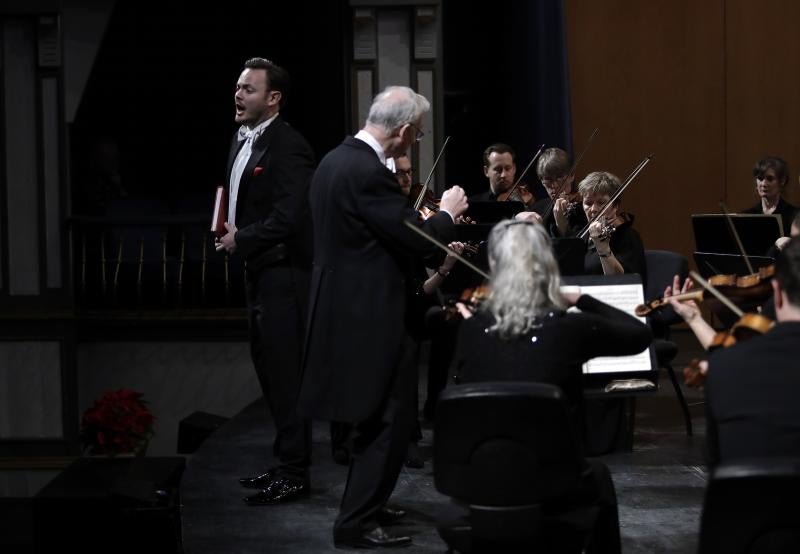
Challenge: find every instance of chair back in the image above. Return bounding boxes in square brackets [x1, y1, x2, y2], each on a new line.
[699, 458, 800, 553]
[644, 249, 688, 301]
[644, 249, 689, 333]
[434, 381, 584, 506]
[434, 382, 597, 552]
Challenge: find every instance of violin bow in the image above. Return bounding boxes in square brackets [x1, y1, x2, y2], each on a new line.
[688, 270, 744, 317]
[402, 220, 490, 280]
[542, 127, 599, 220]
[719, 202, 755, 275]
[503, 143, 546, 202]
[578, 154, 653, 240]
[413, 135, 451, 212]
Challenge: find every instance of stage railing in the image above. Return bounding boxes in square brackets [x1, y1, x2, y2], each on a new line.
[68, 215, 245, 310]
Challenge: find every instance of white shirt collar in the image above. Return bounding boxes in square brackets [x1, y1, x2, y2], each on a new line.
[354, 129, 388, 166]
[238, 113, 278, 142]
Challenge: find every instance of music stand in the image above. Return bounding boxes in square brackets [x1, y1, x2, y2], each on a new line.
[692, 213, 783, 256]
[465, 200, 525, 223]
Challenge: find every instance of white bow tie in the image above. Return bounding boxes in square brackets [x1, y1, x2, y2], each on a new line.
[238, 126, 259, 142]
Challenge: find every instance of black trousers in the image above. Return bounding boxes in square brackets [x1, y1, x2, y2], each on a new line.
[246, 263, 311, 480]
[583, 460, 621, 554]
[423, 306, 460, 420]
[333, 335, 418, 540]
[533, 459, 620, 554]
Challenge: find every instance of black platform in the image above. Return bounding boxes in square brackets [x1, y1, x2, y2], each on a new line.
[37, 456, 185, 553]
[181, 330, 708, 553]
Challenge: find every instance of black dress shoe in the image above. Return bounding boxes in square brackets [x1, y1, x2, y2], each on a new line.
[243, 477, 308, 505]
[238, 468, 276, 489]
[377, 506, 407, 525]
[334, 526, 411, 549]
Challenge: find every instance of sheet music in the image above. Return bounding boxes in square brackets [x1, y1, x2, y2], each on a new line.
[562, 283, 651, 374]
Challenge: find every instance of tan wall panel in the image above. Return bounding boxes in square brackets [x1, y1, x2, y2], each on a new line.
[565, 1, 725, 265]
[725, 0, 800, 216]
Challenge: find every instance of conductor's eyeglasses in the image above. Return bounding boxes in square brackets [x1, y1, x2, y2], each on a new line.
[408, 123, 425, 142]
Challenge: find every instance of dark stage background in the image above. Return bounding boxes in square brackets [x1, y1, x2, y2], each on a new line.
[69, 0, 572, 212]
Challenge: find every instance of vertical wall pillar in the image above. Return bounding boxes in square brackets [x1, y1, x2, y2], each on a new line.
[349, 1, 444, 193]
[0, 11, 76, 456]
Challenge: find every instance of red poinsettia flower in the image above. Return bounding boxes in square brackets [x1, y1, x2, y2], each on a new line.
[81, 389, 155, 455]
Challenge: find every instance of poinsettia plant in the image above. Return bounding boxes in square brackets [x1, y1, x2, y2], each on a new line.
[81, 389, 155, 455]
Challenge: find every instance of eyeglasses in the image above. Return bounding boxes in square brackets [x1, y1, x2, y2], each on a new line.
[395, 168, 413, 177]
[541, 175, 566, 187]
[757, 174, 778, 183]
[408, 123, 425, 142]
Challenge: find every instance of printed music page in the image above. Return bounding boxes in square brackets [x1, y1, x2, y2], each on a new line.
[561, 283, 651, 374]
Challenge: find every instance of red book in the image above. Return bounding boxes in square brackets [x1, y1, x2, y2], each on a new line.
[211, 186, 228, 237]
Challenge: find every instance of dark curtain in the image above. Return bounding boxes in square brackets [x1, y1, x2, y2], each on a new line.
[70, 0, 349, 214]
[442, 0, 572, 198]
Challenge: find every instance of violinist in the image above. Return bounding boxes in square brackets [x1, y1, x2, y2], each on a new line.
[394, 153, 468, 423]
[530, 147, 588, 238]
[742, 156, 797, 237]
[470, 143, 537, 211]
[580, 171, 646, 282]
[395, 153, 466, 299]
[393, 152, 414, 196]
[666, 237, 800, 467]
[452, 219, 651, 554]
[663, 275, 718, 351]
[394, 153, 465, 467]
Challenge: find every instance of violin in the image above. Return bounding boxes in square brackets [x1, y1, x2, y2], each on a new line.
[578, 154, 652, 240]
[593, 213, 633, 242]
[673, 269, 775, 387]
[560, 191, 582, 217]
[496, 183, 535, 206]
[540, 187, 582, 220]
[407, 183, 479, 257]
[705, 264, 774, 301]
[635, 263, 774, 317]
[444, 284, 491, 320]
[683, 313, 774, 387]
[410, 183, 441, 221]
[496, 144, 546, 207]
[637, 199, 777, 317]
[541, 128, 599, 221]
[409, 183, 477, 225]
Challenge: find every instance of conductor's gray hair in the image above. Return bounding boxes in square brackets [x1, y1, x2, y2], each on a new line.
[366, 86, 430, 133]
